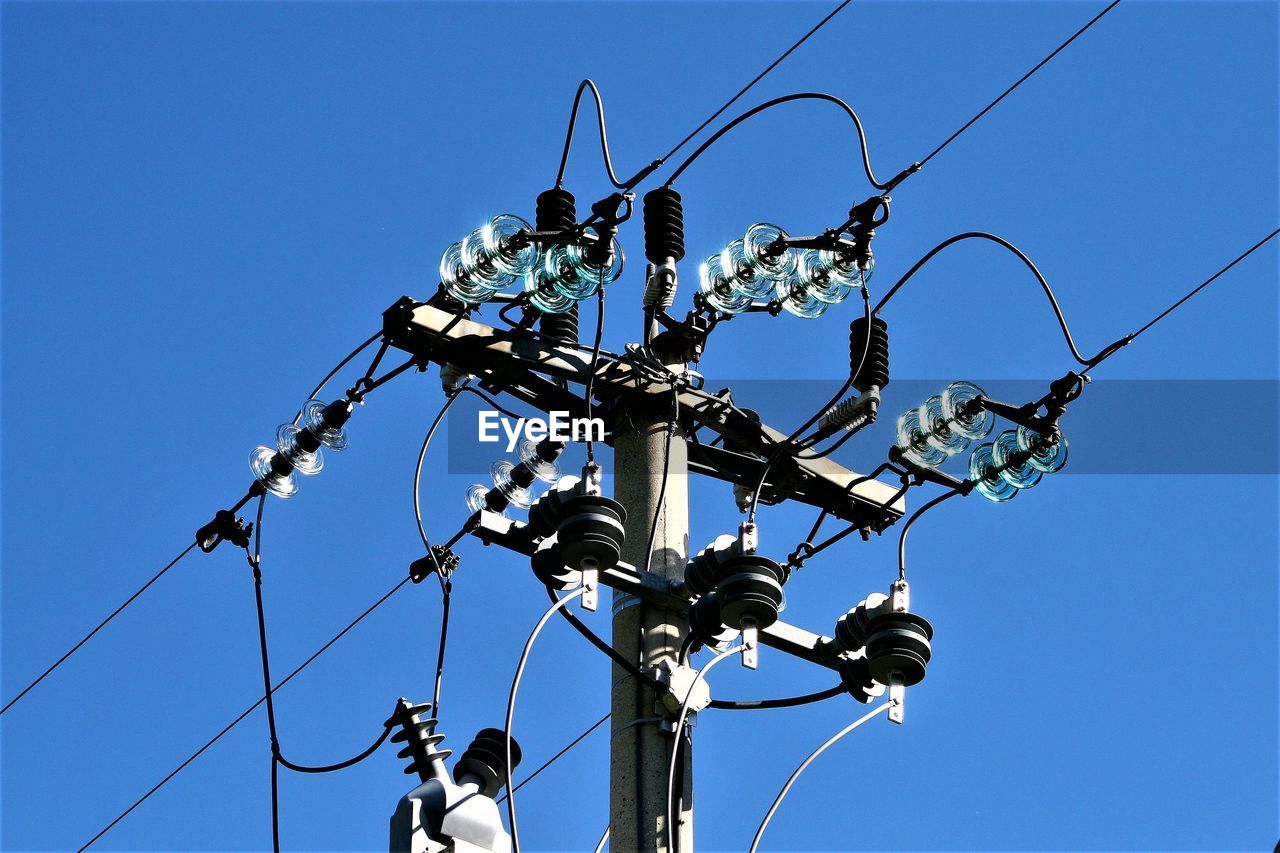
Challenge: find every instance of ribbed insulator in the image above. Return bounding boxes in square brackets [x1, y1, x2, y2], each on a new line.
[540, 306, 579, 344]
[850, 316, 889, 393]
[386, 698, 451, 782]
[643, 187, 685, 263]
[536, 188, 580, 342]
[535, 188, 576, 232]
[453, 727, 523, 799]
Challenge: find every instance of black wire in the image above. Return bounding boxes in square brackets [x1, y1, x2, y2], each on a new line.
[709, 684, 845, 710]
[917, 0, 1122, 168]
[664, 93, 894, 190]
[1093, 227, 1280, 368]
[275, 725, 393, 774]
[584, 280, 606, 465]
[655, 1, 854, 169]
[897, 489, 964, 581]
[496, 712, 611, 805]
[874, 232, 1096, 366]
[547, 586, 665, 692]
[556, 79, 626, 189]
[449, 384, 529, 421]
[431, 577, 453, 714]
[292, 331, 382, 423]
[0, 540, 199, 718]
[247, 495, 282, 853]
[78, 575, 413, 852]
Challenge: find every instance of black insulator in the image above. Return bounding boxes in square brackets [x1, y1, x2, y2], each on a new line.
[530, 540, 580, 590]
[849, 316, 890, 393]
[643, 187, 686, 263]
[864, 611, 933, 687]
[689, 593, 739, 648]
[713, 554, 788, 630]
[537, 188, 580, 342]
[683, 543, 728, 597]
[321, 399, 354, 429]
[838, 657, 884, 705]
[386, 698, 451, 783]
[556, 494, 627, 572]
[832, 593, 889, 654]
[269, 452, 295, 478]
[540, 306, 579, 345]
[453, 727, 522, 799]
[294, 429, 322, 454]
[535, 188, 577, 232]
[527, 478, 575, 538]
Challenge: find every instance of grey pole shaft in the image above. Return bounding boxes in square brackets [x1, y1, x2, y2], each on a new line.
[610, 387, 693, 851]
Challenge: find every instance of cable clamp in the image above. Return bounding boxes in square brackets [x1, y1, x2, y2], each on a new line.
[195, 509, 254, 554]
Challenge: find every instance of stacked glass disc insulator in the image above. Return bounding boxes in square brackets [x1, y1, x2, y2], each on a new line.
[249, 398, 352, 498]
[524, 237, 624, 314]
[698, 223, 797, 314]
[440, 214, 540, 306]
[465, 437, 563, 516]
[895, 380, 994, 468]
[968, 423, 1069, 502]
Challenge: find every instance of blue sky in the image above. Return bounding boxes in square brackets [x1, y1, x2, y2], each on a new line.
[2, 2, 1277, 851]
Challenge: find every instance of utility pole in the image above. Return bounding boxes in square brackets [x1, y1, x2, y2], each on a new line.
[610, 359, 692, 851]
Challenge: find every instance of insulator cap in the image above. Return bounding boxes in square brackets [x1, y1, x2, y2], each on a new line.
[643, 187, 685, 263]
[712, 554, 788, 630]
[556, 494, 627, 572]
[453, 727, 522, 799]
[864, 611, 933, 687]
[850, 316, 890, 393]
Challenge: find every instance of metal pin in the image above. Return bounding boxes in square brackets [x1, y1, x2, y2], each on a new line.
[741, 618, 759, 670]
[888, 673, 905, 724]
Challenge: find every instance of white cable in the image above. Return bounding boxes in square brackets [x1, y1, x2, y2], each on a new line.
[504, 586, 588, 853]
[665, 644, 745, 852]
[593, 825, 610, 853]
[748, 701, 894, 852]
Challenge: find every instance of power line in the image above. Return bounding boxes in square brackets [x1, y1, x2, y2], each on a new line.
[78, 574, 412, 852]
[874, 232, 1097, 366]
[556, 79, 626, 189]
[656, 1, 853, 169]
[917, 0, 1123, 169]
[0, 540, 199, 718]
[1091, 227, 1280, 368]
[748, 701, 893, 852]
[496, 711, 611, 804]
[504, 587, 589, 853]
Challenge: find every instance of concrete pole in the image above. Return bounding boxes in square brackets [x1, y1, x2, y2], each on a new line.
[609, 384, 693, 851]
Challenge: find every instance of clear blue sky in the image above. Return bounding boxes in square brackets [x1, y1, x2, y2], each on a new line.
[3, 2, 1277, 851]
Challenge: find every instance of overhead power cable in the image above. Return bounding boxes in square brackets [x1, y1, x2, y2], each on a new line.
[569, 0, 854, 196]
[874, 232, 1097, 366]
[916, 0, 1123, 169]
[655, 1, 853, 171]
[77, 575, 413, 852]
[496, 711, 611, 805]
[557, 79, 626, 189]
[0, 541, 198, 718]
[748, 701, 894, 852]
[664, 92, 904, 191]
[1087, 226, 1280, 369]
[504, 587, 589, 853]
